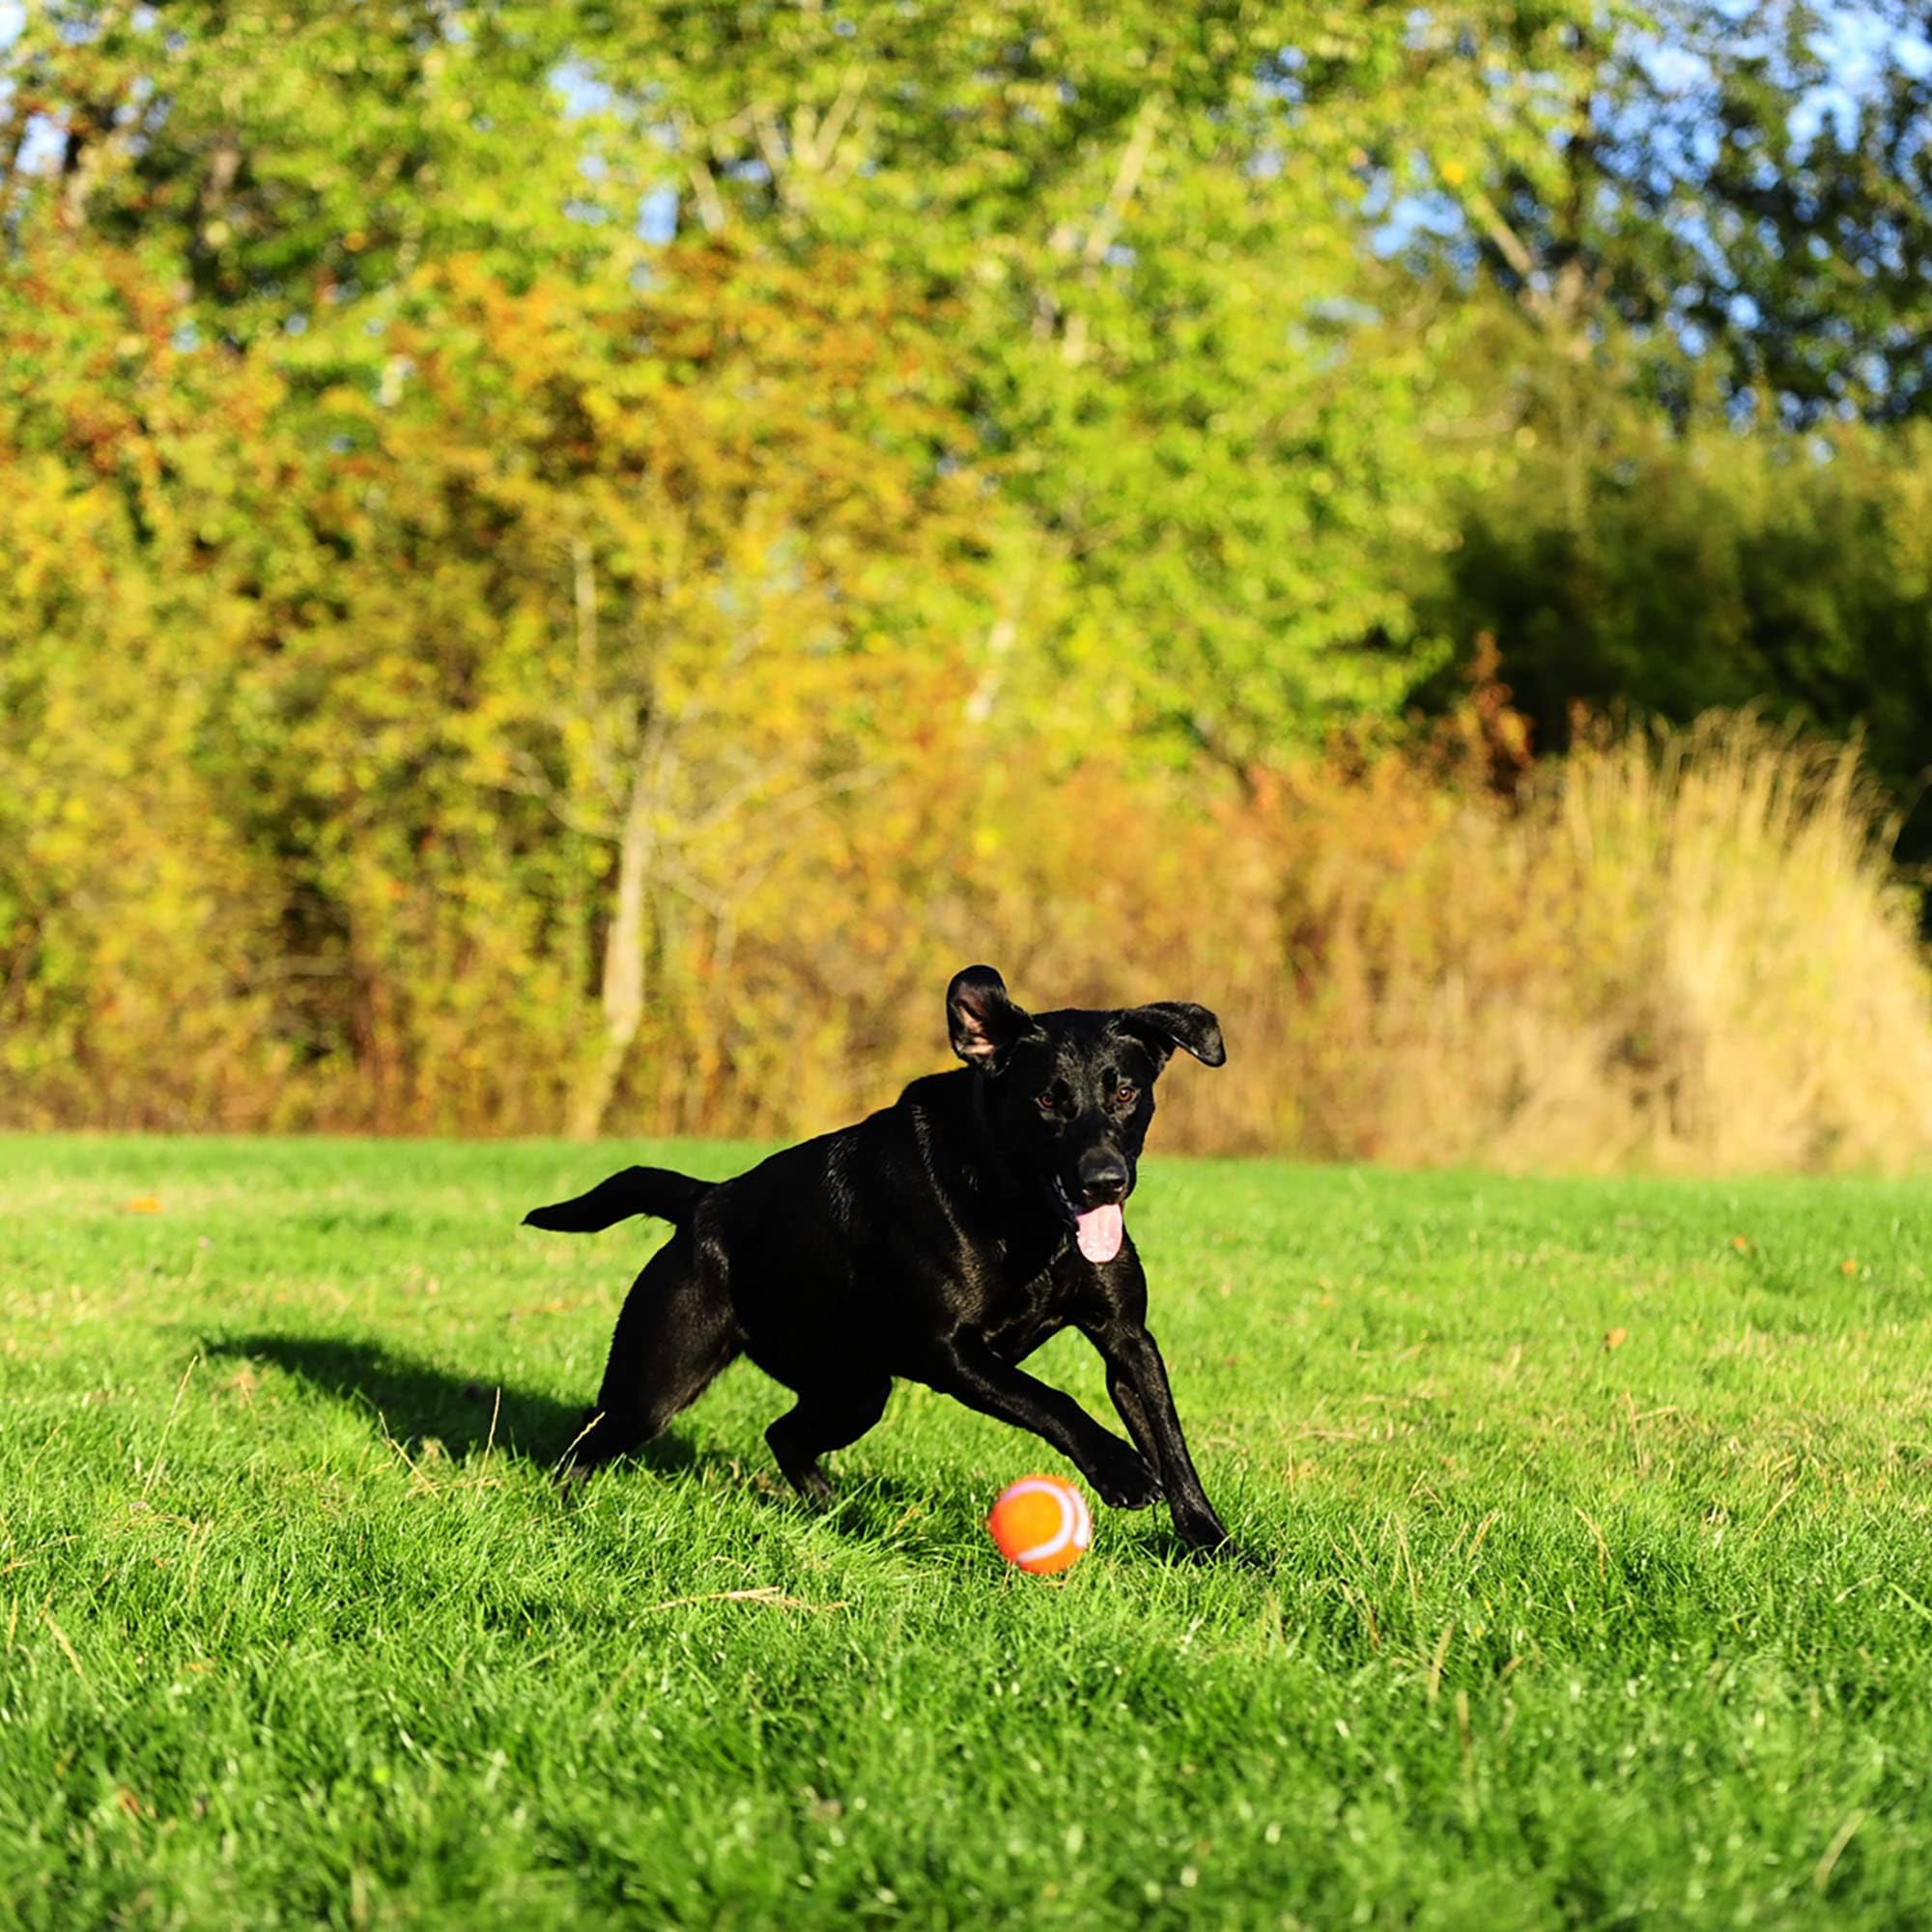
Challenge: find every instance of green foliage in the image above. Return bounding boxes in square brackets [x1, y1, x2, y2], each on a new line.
[572, 0, 1600, 753]
[9, 2, 602, 339]
[8, 0, 1610, 752]
[1688, 2, 1932, 425]
[0, 220, 1008, 1130]
[0, 242, 293, 1122]
[5, 1136, 1932, 1925]
[1416, 406, 1932, 835]
[1392, 2, 1932, 428]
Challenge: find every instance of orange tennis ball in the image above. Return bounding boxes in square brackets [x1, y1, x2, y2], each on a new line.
[987, 1474, 1093, 1575]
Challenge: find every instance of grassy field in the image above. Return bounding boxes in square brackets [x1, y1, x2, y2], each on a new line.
[4, 1134, 1931, 1930]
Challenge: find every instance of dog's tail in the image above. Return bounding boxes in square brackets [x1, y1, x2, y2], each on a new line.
[523, 1165, 714, 1234]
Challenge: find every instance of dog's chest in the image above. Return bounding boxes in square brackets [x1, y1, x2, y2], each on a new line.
[977, 1247, 1080, 1359]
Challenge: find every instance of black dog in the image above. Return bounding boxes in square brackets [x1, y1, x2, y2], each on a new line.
[525, 965, 1231, 1551]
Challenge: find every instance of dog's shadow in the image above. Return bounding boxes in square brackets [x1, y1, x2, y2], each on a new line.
[204, 1332, 700, 1476]
[204, 1334, 908, 1508]
[203, 1333, 1254, 1566]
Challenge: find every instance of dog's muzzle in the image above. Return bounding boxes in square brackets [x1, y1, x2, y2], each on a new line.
[1049, 1174, 1126, 1264]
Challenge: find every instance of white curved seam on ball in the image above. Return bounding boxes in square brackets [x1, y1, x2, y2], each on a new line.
[1005, 1479, 1077, 1565]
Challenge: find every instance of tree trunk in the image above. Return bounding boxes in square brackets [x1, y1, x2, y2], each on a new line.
[569, 765, 655, 1140]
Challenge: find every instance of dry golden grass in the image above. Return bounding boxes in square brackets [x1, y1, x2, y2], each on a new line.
[1258, 713, 1932, 1172]
[687, 707, 1932, 1177]
[9, 698, 1926, 1176]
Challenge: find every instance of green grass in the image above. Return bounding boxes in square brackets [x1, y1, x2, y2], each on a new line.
[4, 1134, 1932, 1930]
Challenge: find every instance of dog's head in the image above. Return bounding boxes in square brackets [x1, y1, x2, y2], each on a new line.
[946, 964, 1225, 1264]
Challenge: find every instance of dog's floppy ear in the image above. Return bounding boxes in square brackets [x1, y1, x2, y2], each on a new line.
[947, 964, 1035, 1071]
[1118, 1001, 1227, 1070]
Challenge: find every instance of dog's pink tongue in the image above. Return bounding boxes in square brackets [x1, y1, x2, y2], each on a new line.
[1075, 1202, 1124, 1264]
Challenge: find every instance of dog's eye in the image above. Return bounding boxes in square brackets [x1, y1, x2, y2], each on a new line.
[1036, 1091, 1059, 1116]
[1115, 1083, 1138, 1107]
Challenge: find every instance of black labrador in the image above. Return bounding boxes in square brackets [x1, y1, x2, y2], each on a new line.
[525, 965, 1231, 1551]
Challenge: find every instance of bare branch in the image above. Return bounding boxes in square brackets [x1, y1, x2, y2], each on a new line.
[1051, 91, 1167, 365]
[751, 106, 789, 186]
[672, 108, 729, 235]
[1082, 91, 1166, 268]
[1460, 185, 1548, 320]
[794, 68, 865, 175]
[502, 748, 614, 842]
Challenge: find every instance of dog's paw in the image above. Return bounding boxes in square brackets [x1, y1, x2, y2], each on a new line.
[782, 1463, 837, 1505]
[1088, 1441, 1162, 1511]
[1170, 1504, 1233, 1552]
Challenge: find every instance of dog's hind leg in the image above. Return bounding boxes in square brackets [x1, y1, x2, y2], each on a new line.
[765, 1377, 893, 1501]
[566, 1235, 740, 1478]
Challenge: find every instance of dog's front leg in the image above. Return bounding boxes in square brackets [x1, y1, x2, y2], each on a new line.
[1091, 1321, 1230, 1552]
[923, 1334, 1161, 1510]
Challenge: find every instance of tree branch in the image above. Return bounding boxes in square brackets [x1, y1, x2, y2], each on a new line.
[1046, 90, 1167, 366]
[672, 108, 729, 234]
[1082, 91, 1166, 269]
[1460, 184, 1548, 319]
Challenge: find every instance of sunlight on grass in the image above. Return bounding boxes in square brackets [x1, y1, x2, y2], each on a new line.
[3, 1136, 1930, 1928]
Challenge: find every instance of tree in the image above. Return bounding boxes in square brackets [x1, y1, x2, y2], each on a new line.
[0, 234, 301, 1122]
[5, 2, 611, 347]
[560, 1, 1615, 763]
[1396, 1, 1932, 429]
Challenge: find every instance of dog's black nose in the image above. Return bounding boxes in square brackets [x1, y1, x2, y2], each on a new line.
[1076, 1151, 1129, 1205]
